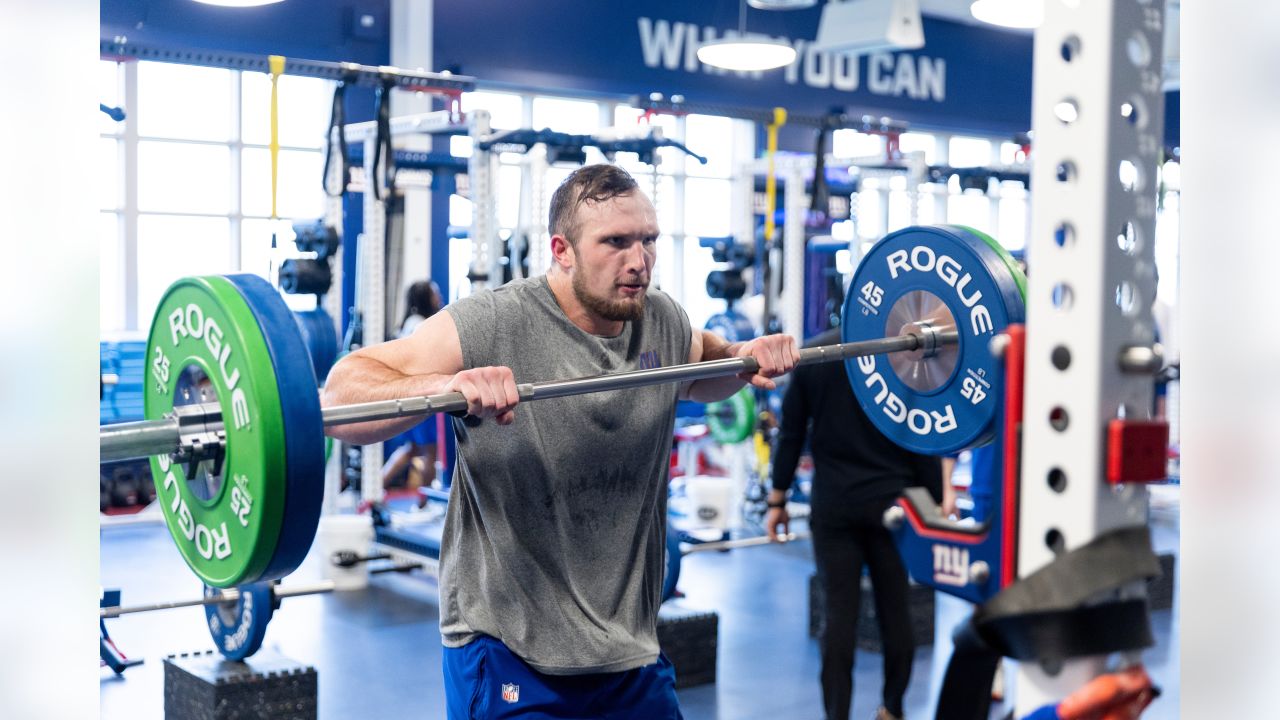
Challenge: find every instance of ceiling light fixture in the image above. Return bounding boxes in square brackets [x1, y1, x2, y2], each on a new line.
[969, 0, 1043, 29]
[746, 0, 818, 9]
[697, 0, 798, 72]
[193, 0, 286, 8]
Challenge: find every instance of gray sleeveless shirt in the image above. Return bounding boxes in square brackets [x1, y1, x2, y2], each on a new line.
[439, 276, 692, 675]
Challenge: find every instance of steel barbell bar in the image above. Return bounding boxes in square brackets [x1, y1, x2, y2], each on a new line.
[681, 531, 810, 555]
[100, 560, 424, 619]
[100, 580, 336, 618]
[100, 326, 959, 463]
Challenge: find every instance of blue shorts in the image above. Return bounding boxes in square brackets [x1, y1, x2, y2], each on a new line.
[442, 635, 683, 720]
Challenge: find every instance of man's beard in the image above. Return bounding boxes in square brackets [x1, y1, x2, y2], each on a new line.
[572, 266, 647, 322]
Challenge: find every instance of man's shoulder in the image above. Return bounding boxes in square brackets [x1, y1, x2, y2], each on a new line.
[644, 286, 685, 321]
[451, 277, 546, 313]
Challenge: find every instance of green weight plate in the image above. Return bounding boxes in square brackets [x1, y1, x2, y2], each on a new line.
[946, 225, 1027, 300]
[225, 273, 325, 583]
[706, 387, 756, 444]
[144, 277, 288, 588]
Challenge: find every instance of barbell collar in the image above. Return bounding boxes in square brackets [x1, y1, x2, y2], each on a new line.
[100, 329, 958, 463]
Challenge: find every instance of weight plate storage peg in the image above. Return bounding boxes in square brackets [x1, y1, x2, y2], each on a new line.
[841, 226, 1026, 455]
[706, 386, 756, 444]
[225, 274, 326, 586]
[144, 277, 290, 588]
[204, 581, 276, 661]
[704, 311, 756, 344]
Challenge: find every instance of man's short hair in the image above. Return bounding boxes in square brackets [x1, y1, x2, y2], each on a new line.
[548, 164, 640, 246]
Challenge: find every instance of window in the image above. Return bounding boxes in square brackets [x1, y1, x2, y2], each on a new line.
[684, 114, 736, 177]
[241, 72, 331, 148]
[137, 141, 232, 214]
[241, 147, 326, 218]
[897, 132, 936, 163]
[531, 97, 599, 136]
[136, 215, 233, 324]
[832, 130, 884, 160]
[136, 62, 233, 142]
[1000, 140, 1028, 165]
[997, 181, 1028, 250]
[946, 192, 991, 234]
[948, 135, 993, 168]
[856, 177, 885, 240]
[101, 59, 334, 331]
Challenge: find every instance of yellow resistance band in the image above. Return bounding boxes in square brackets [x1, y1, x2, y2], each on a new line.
[268, 55, 285, 220]
[764, 107, 787, 244]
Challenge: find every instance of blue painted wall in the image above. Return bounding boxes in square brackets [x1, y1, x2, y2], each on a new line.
[435, 1, 1035, 137]
[101, 0, 390, 66]
[99, 0, 1178, 147]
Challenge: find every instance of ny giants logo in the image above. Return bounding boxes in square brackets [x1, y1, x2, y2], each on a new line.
[932, 544, 970, 587]
[639, 350, 661, 370]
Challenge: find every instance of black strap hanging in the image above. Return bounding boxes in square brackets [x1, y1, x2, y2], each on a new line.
[321, 74, 353, 197]
[371, 78, 396, 201]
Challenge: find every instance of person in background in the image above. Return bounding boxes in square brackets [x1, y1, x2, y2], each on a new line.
[766, 327, 953, 720]
[381, 280, 445, 502]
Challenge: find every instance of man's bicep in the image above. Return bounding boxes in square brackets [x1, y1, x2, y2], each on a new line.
[689, 328, 734, 364]
[686, 327, 704, 364]
[364, 310, 465, 377]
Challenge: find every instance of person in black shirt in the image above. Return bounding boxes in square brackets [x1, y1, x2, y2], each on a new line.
[766, 328, 954, 720]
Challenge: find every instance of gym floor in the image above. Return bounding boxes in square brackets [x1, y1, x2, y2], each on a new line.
[100, 502, 1180, 719]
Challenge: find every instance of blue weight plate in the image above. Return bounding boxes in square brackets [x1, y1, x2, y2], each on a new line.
[225, 274, 325, 582]
[205, 581, 275, 661]
[293, 308, 339, 384]
[704, 311, 756, 344]
[841, 226, 1024, 455]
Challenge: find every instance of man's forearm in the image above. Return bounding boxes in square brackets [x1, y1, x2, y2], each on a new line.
[680, 340, 746, 402]
[322, 354, 455, 445]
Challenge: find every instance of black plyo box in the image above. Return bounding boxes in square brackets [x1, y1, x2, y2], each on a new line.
[1149, 552, 1176, 611]
[163, 649, 317, 720]
[657, 605, 718, 689]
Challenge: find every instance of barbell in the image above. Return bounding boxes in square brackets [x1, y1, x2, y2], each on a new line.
[663, 530, 811, 602]
[101, 561, 421, 662]
[98, 225, 1027, 590]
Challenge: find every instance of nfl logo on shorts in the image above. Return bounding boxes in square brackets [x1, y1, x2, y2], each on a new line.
[501, 683, 520, 704]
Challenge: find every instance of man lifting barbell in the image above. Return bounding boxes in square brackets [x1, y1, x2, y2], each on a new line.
[97, 185, 1004, 698]
[322, 164, 800, 719]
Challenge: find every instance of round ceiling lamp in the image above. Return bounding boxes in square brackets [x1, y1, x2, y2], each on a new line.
[746, 0, 818, 9]
[970, 0, 1043, 29]
[698, 0, 798, 72]
[697, 38, 798, 72]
